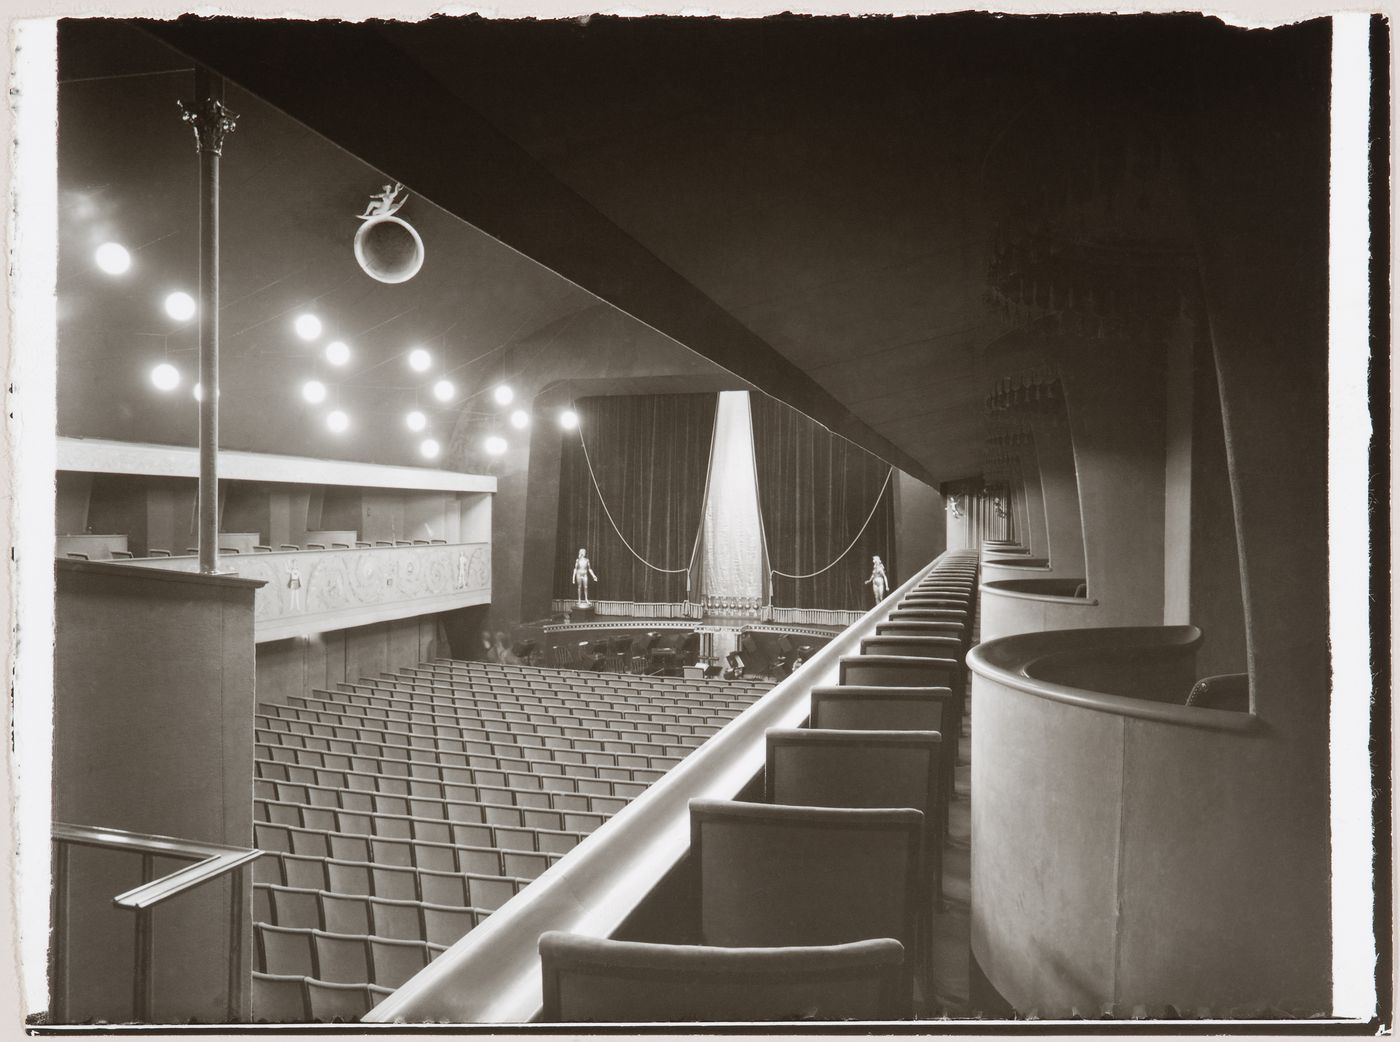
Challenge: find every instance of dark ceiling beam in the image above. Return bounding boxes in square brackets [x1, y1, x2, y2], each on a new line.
[137, 17, 936, 485]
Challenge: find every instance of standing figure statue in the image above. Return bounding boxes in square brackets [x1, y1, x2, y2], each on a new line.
[572, 548, 599, 606]
[865, 555, 889, 604]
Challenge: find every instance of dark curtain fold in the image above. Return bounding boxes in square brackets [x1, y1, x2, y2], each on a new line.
[751, 394, 898, 611]
[555, 393, 717, 604]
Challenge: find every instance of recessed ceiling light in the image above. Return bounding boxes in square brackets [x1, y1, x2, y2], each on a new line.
[325, 341, 350, 366]
[302, 380, 327, 404]
[326, 410, 349, 433]
[408, 348, 431, 372]
[433, 379, 455, 402]
[420, 438, 441, 460]
[484, 435, 507, 456]
[494, 384, 514, 406]
[559, 409, 579, 430]
[94, 242, 131, 275]
[509, 409, 529, 429]
[150, 362, 180, 391]
[164, 291, 196, 322]
[406, 410, 427, 432]
[294, 313, 323, 341]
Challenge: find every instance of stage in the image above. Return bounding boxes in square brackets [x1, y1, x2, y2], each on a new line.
[534, 606, 849, 680]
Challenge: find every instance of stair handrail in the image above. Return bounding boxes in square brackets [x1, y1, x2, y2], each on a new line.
[50, 821, 262, 1023]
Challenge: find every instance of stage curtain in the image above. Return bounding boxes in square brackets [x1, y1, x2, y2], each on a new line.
[555, 393, 717, 605]
[750, 393, 898, 611]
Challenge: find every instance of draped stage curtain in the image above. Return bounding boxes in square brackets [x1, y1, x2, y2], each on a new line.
[555, 393, 717, 605]
[751, 393, 898, 611]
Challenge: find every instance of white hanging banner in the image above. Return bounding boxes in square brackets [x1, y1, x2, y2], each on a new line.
[698, 391, 765, 608]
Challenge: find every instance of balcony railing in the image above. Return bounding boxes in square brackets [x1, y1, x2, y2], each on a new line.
[114, 541, 491, 641]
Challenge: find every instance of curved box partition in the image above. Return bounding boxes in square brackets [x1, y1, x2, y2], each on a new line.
[979, 577, 1095, 642]
[967, 626, 1326, 1016]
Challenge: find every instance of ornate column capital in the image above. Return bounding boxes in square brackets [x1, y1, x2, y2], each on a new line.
[177, 96, 239, 156]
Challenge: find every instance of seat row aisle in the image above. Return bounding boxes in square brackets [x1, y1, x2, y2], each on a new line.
[537, 549, 981, 1022]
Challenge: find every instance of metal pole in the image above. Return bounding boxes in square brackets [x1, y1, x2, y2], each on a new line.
[133, 854, 154, 1022]
[225, 864, 248, 1023]
[180, 68, 237, 575]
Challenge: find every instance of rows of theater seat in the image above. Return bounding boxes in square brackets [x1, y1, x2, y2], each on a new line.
[537, 550, 980, 1023]
[250, 662, 772, 1021]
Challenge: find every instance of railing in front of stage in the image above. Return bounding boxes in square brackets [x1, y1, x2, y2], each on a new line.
[114, 542, 491, 643]
[549, 599, 866, 629]
[363, 551, 950, 1024]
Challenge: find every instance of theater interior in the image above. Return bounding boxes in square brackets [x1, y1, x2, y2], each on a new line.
[14, 10, 1383, 1029]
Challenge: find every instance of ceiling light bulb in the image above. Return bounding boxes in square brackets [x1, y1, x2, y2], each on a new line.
[420, 438, 441, 460]
[326, 410, 349, 433]
[94, 242, 131, 275]
[164, 291, 196, 322]
[294, 313, 322, 341]
[150, 363, 180, 391]
[408, 348, 431, 372]
[494, 384, 514, 405]
[302, 380, 327, 404]
[325, 341, 350, 366]
[432, 379, 455, 402]
[405, 410, 427, 432]
[509, 409, 529, 429]
[559, 409, 579, 430]
[484, 435, 507, 456]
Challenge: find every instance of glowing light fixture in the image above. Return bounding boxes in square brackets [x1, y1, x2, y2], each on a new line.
[484, 435, 507, 456]
[405, 410, 427, 432]
[150, 362, 181, 391]
[559, 409, 579, 430]
[326, 410, 349, 433]
[420, 438, 441, 460]
[192, 382, 220, 402]
[408, 348, 431, 372]
[164, 291, 196, 322]
[432, 379, 455, 402]
[325, 341, 350, 366]
[94, 242, 131, 275]
[493, 384, 514, 406]
[294, 313, 323, 341]
[509, 409, 529, 429]
[302, 380, 327, 404]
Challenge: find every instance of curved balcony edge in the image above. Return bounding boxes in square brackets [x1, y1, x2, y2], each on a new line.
[979, 578, 1097, 606]
[967, 626, 1260, 733]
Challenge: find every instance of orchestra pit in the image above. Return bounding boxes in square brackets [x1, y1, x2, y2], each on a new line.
[15, 10, 1381, 1030]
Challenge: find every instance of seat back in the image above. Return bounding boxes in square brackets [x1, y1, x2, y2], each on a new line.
[765, 728, 940, 821]
[839, 655, 959, 691]
[859, 635, 963, 660]
[252, 972, 308, 1022]
[809, 686, 951, 732]
[690, 799, 922, 954]
[538, 933, 908, 1022]
[886, 608, 966, 623]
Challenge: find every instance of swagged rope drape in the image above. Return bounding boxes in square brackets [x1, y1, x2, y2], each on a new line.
[750, 393, 898, 611]
[555, 393, 717, 605]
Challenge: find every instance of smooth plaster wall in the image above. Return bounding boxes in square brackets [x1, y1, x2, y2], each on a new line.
[894, 470, 946, 575]
[254, 614, 446, 705]
[53, 562, 260, 1023]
